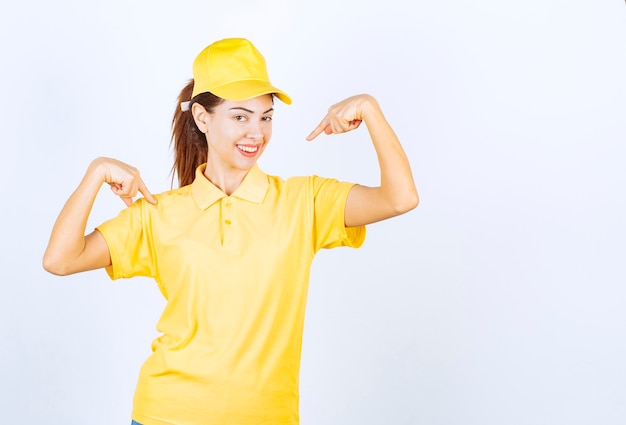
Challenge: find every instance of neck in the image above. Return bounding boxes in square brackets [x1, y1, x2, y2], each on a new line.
[203, 162, 250, 196]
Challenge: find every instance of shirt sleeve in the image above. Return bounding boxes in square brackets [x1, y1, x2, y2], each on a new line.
[95, 198, 156, 280]
[311, 175, 366, 252]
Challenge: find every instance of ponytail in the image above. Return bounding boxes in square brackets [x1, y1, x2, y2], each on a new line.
[170, 79, 224, 187]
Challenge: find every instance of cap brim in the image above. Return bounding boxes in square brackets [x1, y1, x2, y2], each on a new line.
[208, 79, 292, 105]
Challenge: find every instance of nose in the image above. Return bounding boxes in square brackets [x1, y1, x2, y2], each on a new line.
[246, 122, 264, 141]
[246, 131, 263, 141]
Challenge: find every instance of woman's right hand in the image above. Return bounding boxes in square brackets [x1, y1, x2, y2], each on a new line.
[90, 157, 157, 206]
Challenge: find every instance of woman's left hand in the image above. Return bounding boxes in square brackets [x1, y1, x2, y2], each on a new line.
[306, 94, 376, 141]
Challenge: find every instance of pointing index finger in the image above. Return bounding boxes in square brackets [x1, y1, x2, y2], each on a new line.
[306, 117, 330, 141]
[138, 179, 158, 205]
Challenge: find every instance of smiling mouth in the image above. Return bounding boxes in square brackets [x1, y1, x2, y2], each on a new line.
[237, 145, 259, 153]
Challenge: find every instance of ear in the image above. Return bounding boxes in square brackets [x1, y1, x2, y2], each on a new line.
[191, 103, 209, 134]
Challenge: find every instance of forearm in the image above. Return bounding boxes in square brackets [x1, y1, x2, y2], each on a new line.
[362, 97, 419, 212]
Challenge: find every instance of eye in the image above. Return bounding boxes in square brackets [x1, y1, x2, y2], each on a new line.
[234, 115, 247, 122]
[262, 116, 273, 122]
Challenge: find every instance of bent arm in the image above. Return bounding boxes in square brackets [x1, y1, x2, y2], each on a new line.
[308, 94, 418, 227]
[42, 157, 156, 276]
[345, 96, 418, 226]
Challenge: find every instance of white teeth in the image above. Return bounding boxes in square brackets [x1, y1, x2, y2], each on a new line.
[237, 145, 258, 153]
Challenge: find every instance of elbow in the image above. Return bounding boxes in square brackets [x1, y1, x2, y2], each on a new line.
[42, 253, 70, 276]
[394, 190, 419, 215]
[407, 190, 419, 211]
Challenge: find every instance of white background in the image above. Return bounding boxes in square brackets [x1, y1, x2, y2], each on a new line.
[1, 1, 625, 424]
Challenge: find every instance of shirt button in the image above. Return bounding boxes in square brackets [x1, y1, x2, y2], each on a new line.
[225, 201, 232, 208]
[225, 219, 232, 225]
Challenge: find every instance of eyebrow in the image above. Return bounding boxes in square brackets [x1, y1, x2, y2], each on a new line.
[229, 107, 274, 114]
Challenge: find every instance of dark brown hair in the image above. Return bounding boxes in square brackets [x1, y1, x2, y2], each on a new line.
[170, 79, 225, 187]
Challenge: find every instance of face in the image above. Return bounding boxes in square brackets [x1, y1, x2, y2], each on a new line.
[194, 94, 274, 174]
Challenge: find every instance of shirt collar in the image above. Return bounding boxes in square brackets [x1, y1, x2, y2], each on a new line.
[191, 164, 269, 210]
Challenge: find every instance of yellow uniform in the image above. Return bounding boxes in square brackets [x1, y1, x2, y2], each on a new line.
[97, 164, 365, 425]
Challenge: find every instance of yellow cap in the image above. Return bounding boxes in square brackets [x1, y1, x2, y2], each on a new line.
[190, 38, 292, 105]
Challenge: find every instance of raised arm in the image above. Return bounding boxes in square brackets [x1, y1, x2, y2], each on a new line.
[42, 157, 157, 276]
[306, 94, 418, 227]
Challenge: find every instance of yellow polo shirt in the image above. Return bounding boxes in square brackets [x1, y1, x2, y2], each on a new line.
[96, 164, 365, 425]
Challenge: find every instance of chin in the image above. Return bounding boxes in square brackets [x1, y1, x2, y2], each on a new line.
[233, 157, 260, 171]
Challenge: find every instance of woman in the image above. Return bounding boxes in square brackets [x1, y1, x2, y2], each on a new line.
[43, 38, 418, 425]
